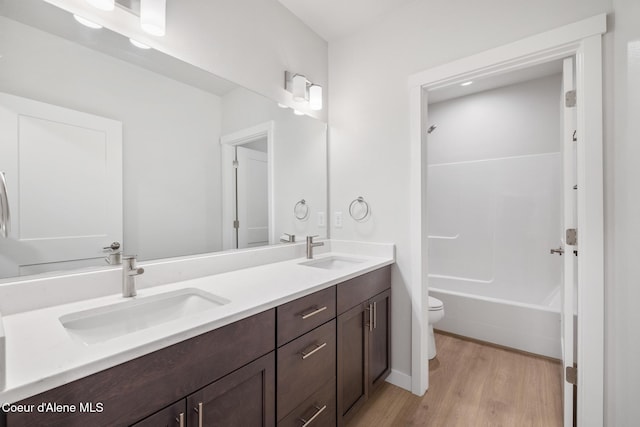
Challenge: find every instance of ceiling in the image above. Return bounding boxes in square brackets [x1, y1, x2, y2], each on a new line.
[278, 0, 415, 41]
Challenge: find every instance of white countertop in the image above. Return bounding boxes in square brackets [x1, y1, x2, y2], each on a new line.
[0, 244, 394, 404]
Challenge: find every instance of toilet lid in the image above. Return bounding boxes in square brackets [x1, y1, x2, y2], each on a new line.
[428, 296, 443, 310]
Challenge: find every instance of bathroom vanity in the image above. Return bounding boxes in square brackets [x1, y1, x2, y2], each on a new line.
[0, 242, 393, 426]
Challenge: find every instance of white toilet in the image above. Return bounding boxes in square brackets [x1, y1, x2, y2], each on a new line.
[428, 296, 445, 360]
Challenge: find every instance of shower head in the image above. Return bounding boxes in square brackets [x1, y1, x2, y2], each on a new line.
[427, 124, 437, 134]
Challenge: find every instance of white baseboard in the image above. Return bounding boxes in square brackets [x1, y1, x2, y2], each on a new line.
[385, 369, 412, 391]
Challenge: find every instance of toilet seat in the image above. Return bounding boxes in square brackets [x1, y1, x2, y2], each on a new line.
[428, 296, 443, 311]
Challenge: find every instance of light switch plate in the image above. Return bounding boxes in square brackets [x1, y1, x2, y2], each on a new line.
[318, 212, 325, 227]
[334, 212, 343, 228]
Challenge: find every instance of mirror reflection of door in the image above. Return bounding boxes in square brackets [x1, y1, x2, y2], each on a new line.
[0, 92, 123, 279]
[235, 143, 268, 249]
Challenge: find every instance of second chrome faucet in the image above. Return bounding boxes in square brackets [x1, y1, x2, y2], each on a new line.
[122, 255, 144, 297]
[306, 235, 324, 259]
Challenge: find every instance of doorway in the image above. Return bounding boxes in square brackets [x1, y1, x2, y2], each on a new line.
[408, 14, 606, 426]
[220, 121, 275, 250]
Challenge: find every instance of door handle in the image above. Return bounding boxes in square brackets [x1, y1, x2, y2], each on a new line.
[0, 171, 11, 238]
[550, 247, 564, 256]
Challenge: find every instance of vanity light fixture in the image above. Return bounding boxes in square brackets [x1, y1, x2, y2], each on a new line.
[284, 71, 323, 111]
[309, 85, 322, 111]
[85, 0, 115, 11]
[141, 0, 167, 36]
[73, 14, 103, 29]
[129, 38, 151, 49]
[460, 81, 473, 86]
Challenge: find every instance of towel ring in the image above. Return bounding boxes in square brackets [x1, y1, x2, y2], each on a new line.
[349, 196, 369, 221]
[294, 199, 310, 220]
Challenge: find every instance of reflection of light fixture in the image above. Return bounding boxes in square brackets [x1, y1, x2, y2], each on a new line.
[309, 85, 322, 110]
[85, 0, 114, 11]
[460, 81, 473, 86]
[129, 38, 151, 49]
[292, 74, 307, 102]
[284, 71, 323, 111]
[293, 110, 305, 116]
[277, 103, 288, 109]
[141, 0, 166, 36]
[73, 14, 103, 29]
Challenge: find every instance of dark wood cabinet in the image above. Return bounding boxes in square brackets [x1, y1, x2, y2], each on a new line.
[186, 352, 275, 427]
[336, 266, 391, 426]
[131, 400, 186, 427]
[368, 289, 391, 392]
[337, 303, 368, 423]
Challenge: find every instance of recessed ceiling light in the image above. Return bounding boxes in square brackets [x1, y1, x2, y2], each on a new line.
[129, 39, 151, 49]
[73, 15, 103, 29]
[460, 81, 473, 87]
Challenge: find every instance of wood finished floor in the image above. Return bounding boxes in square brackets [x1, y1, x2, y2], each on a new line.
[348, 332, 563, 427]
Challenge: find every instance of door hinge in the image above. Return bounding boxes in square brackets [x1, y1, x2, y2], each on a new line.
[566, 228, 577, 246]
[565, 90, 577, 107]
[566, 366, 577, 385]
[233, 220, 239, 229]
[232, 160, 239, 168]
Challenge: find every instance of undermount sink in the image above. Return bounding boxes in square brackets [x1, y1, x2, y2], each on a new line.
[300, 256, 365, 270]
[59, 288, 230, 345]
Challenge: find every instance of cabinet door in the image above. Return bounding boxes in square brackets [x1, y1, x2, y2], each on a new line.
[336, 302, 369, 426]
[368, 290, 391, 392]
[131, 400, 186, 427]
[187, 352, 275, 427]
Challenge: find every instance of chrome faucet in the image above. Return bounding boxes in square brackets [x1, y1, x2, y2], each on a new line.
[306, 235, 324, 259]
[280, 233, 296, 243]
[122, 255, 144, 298]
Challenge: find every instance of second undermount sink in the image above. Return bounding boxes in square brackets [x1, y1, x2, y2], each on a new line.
[300, 255, 365, 270]
[60, 288, 230, 345]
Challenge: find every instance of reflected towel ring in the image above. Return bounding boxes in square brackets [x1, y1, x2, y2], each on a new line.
[294, 199, 310, 220]
[349, 196, 369, 221]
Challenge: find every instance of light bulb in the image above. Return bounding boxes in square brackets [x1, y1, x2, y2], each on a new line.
[309, 85, 322, 110]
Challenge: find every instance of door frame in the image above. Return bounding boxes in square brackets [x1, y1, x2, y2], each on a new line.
[220, 121, 275, 250]
[408, 14, 606, 425]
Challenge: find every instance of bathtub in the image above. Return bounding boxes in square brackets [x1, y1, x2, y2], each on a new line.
[430, 278, 561, 359]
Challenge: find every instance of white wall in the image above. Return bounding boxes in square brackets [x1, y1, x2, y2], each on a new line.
[328, 0, 611, 390]
[44, 0, 328, 121]
[609, 0, 640, 424]
[0, 17, 224, 261]
[221, 88, 328, 241]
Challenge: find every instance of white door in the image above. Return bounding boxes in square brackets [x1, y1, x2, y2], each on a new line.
[560, 57, 578, 427]
[236, 146, 268, 249]
[0, 92, 122, 278]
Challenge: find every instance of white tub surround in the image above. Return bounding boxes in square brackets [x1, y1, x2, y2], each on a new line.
[0, 240, 394, 404]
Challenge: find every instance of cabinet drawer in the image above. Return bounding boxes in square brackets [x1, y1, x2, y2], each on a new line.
[277, 286, 336, 346]
[278, 378, 336, 427]
[277, 319, 336, 420]
[337, 266, 391, 315]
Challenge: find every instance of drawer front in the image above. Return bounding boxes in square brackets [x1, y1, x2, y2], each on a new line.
[278, 378, 336, 427]
[277, 320, 336, 420]
[277, 286, 336, 346]
[337, 266, 391, 315]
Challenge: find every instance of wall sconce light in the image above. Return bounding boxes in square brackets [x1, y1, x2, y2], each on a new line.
[141, 0, 167, 36]
[285, 71, 323, 111]
[85, 0, 115, 11]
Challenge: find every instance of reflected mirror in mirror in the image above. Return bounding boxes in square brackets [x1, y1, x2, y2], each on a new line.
[0, 0, 327, 281]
